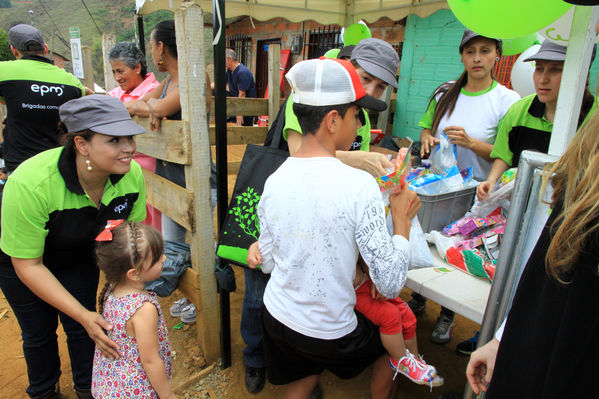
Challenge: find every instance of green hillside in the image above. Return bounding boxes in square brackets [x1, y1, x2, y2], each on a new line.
[0, 0, 214, 86]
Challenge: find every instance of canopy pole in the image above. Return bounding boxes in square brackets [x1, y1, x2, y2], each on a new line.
[137, 14, 145, 55]
[213, 0, 232, 369]
[344, 0, 356, 26]
[548, 5, 599, 156]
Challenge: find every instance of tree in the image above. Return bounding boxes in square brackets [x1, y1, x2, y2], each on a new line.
[0, 28, 15, 61]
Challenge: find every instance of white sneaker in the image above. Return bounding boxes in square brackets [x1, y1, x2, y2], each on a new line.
[169, 298, 190, 317]
[180, 303, 196, 323]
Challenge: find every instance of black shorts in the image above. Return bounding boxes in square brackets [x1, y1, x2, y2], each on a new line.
[262, 306, 385, 385]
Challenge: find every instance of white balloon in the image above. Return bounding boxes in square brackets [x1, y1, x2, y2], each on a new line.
[539, 7, 573, 45]
[538, 8, 599, 44]
[511, 44, 541, 98]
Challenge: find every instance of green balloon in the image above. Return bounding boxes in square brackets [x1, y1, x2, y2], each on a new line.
[324, 48, 341, 58]
[343, 23, 372, 46]
[447, 0, 572, 39]
[502, 33, 538, 56]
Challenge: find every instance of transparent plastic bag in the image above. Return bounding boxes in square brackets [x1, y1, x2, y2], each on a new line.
[430, 132, 457, 173]
[387, 212, 436, 268]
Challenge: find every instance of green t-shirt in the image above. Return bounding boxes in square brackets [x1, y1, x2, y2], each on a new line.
[1, 147, 146, 266]
[490, 94, 553, 167]
[283, 97, 371, 152]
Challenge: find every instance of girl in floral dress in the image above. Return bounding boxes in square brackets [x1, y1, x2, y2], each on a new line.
[91, 220, 174, 399]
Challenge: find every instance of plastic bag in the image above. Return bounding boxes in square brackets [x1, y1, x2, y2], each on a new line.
[387, 212, 436, 268]
[430, 132, 457, 173]
[470, 179, 515, 218]
[410, 165, 464, 195]
[425, 230, 460, 260]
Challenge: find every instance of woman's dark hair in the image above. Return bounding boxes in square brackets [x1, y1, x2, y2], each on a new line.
[108, 42, 148, 78]
[96, 222, 164, 314]
[59, 121, 95, 157]
[293, 103, 352, 135]
[429, 39, 501, 135]
[152, 20, 177, 59]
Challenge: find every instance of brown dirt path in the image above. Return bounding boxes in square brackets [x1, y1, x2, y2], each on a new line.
[1, 268, 478, 398]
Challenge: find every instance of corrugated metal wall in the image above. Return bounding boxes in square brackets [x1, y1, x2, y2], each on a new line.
[393, 9, 466, 141]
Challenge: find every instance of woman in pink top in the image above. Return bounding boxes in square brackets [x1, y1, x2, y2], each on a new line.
[107, 42, 161, 231]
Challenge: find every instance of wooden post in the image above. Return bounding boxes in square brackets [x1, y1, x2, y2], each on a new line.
[81, 45, 94, 91]
[267, 43, 281, 129]
[102, 33, 118, 92]
[175, 2, 220, 363]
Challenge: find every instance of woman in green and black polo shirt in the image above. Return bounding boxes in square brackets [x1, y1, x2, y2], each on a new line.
[477, 41, 595, 200]
[0, 95, 146, 399]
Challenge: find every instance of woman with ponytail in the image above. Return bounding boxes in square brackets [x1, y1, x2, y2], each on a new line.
[413, 30, 520, 344]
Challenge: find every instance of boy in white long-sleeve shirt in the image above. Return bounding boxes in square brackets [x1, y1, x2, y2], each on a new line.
[246, 57, 421, 399]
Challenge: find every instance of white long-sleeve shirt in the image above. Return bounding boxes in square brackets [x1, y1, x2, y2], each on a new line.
[259, 157, 410, 340]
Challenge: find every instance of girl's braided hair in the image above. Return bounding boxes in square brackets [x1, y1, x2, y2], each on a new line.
[95, 222, 164, 314]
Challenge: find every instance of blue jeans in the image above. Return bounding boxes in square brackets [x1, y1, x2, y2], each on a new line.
[0, 263, 98, 397]
[241, 268, 270, 368]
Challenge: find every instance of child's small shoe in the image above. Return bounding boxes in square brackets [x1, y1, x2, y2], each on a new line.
[390, 350, 443, 391]
[169, 298, 190, 317]
[180, 303, 196, 323]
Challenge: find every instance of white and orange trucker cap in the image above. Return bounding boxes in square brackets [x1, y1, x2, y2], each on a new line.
[285, 57, 387, 112]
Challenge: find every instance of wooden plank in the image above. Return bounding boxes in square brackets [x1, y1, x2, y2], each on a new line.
[177, 268, 201, 311]
[142, 168, 194, 232]
[268, 43, 281, 129]
[227, 161, 242, 176]
[176, 3, 220, 364]
[209, 126, 267, 145]
[209, 97, 268, 116]
[133, 117, 191, 164]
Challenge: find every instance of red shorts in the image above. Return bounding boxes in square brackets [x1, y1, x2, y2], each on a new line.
[355, 279, 417, 340]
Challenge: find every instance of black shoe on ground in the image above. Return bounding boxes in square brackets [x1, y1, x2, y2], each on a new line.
[30, 384, 66, 399]
[456, 331, 479, 356]
[74, 387, 93, 399]
[408, 297, 426, 316]
[245, 365, 266, 394]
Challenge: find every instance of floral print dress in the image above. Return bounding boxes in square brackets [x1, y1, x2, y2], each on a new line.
[92, 290, 172, 398]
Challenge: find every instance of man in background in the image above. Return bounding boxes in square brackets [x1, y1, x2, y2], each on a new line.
[225, 48, 256, 126]
[0, 24, 85, 173]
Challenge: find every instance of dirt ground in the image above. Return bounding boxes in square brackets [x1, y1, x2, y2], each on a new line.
[0, 265, 479, 399]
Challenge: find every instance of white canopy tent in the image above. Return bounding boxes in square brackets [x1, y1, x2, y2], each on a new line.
[136, 0, 449, 25]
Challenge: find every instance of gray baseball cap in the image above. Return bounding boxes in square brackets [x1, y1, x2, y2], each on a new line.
[59, 95, 145, 136]
[459, 29, 502, 53]
[337, 45, 355, 60]
[8, 24, 44, 51]
[351, 38, 399, 88]
[523, 41, 567, 62]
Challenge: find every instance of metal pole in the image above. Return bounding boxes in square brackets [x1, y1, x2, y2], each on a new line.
[137, 15, 145, 55]
[462, 151, 557, 399]
[213, 0, 232, 369]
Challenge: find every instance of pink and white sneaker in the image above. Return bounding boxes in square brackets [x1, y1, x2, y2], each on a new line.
[390, 350, 444, 390]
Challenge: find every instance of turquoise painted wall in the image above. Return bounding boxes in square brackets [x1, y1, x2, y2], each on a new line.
[393, 9, 599, 141]
[393, 9, 466, 141]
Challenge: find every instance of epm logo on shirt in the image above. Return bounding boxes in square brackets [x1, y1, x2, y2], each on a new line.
[30, 84, 64, 97]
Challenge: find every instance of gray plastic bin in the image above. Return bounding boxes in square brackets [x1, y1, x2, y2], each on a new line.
[416, 186, 477, 233]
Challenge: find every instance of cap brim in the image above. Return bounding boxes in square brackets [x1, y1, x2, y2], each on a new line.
[564, 0, 599, 4]
[89, 119, 146, 136]
[355, 58, 398, 88]
[354, 94, 387, 112]
[522, 51, 565, 62]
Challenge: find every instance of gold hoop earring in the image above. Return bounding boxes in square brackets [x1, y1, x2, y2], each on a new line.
[86, 158, 92, 171]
